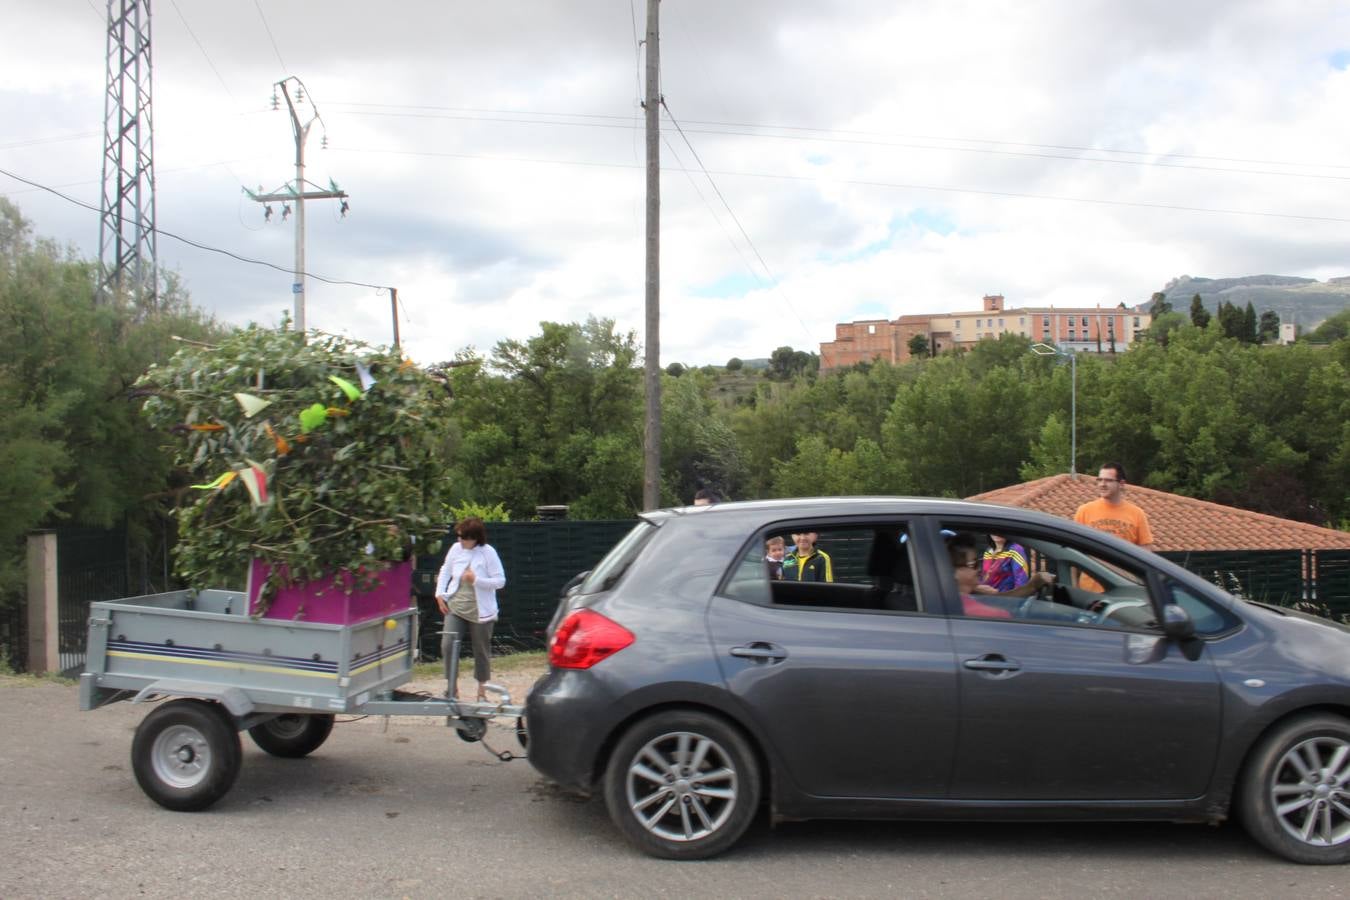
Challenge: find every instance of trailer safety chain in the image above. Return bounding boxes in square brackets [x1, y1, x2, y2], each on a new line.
[479, 733, 522, 762]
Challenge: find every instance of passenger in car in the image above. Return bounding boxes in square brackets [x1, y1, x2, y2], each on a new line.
[764, 536, 785, 580]
[948, 534, 1053, 618]
[783, 532, 833, 582]
[975, 533, 1030, 594]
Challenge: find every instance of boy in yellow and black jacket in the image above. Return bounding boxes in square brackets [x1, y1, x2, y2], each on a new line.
[783, 532, 833, 582]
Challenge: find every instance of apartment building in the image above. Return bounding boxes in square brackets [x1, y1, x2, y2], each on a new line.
[820, 294, 1151, 373]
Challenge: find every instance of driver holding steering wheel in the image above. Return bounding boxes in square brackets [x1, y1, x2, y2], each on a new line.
[948, 534, 1055, 618]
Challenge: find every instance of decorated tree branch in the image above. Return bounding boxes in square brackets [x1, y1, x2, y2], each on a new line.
[138, 325, 452, 613]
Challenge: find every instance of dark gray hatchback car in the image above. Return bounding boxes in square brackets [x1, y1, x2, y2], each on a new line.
[525, 498, 1350, 862]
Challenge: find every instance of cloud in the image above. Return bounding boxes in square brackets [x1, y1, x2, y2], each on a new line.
[2, 0, 1348, 365]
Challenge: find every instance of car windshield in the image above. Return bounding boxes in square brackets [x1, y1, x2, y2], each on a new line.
[579, 520, 658, 594]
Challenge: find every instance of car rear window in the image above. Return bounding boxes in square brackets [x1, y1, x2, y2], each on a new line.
[579, 520, 658, 594]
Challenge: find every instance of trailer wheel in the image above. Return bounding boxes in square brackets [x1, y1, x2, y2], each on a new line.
[603, 710, 760, 860]
[131, 699, 242, 811]
[248, 714, 335, 758]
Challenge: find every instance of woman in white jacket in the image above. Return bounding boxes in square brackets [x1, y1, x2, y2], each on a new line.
[434, 516, 506, 702]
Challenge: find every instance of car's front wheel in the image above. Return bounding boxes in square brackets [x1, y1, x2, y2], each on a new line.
[603, 710, 760, 860]
[1239, 713, 1350, 864]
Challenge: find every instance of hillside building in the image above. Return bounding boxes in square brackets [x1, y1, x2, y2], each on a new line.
[820, 294, 1152, 373]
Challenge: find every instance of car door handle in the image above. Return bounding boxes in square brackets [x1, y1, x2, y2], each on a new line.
[963, 654, 1021, 673]
[730, 643, 788, 662]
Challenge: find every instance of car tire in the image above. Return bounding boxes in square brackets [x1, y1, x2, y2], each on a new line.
[602, 710, 761, 860]
[131, 699, 242, 811]
[1238, 713, 1350, 864]
[247, 713, 335, 758]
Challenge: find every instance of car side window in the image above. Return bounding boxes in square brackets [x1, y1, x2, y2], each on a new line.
[940, 524, 1158, 631]
[1165, 580, 1240, 636]
[721, 523, 923, 613]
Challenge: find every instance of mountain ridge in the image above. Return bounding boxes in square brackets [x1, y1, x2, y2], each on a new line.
[1156, 274, 1350, 327]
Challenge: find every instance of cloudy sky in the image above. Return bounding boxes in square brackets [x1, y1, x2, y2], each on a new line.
[2, 1, 1348, 365]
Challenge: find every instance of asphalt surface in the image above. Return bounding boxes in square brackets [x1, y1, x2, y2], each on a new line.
[2, 676, 1347, 899]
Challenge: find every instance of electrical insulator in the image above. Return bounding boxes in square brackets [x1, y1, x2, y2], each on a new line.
[321, 134, 328, 150]
[264, 204, 273, 222]
[281, 203, 292, 222]
[339, 200, 350, 218]
[295, 85, 304, 103]
[271, 91, 279, 111]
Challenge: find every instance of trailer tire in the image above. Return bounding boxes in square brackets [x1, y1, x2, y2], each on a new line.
[131, 699, 242, 811]
[248, 713, 335, 758]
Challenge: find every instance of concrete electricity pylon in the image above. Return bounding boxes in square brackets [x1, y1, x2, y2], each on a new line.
[97, 0, 158, 307]
[244, 76, 348, 335]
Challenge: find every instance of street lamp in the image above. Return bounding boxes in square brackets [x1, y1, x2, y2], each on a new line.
[1030, 342, 1076, 477]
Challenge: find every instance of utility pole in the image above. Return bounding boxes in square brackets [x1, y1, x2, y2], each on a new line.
[389, 287, 400, 350]
[245, 76, 348, 336]
[97, 0, 158, 308]
[642, 0, 662, 511]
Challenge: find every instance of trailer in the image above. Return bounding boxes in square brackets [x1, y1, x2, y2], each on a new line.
[79, 586, 525, 811]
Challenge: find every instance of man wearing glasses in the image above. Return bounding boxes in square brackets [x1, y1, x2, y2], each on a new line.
[1074, 462, 1155, 550]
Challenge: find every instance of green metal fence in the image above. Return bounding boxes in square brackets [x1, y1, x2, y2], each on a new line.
[1315, 550, 1350, 621]
[414, 520, 638, 654]
[56, 527, 129, 672]
[1159, 549, 1307, 606]
[0, 602, 24, 672]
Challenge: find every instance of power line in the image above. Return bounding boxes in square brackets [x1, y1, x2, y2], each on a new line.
[325, 144, 1350, 225]
[0, 166, 387, 290]
[0, 131, 101, 151]
[661, 98, 814, 342]
[627, 0, 643, 104]
[322, 100, 1350, 176]
[167, 0, 238, 106]
[253, 0, 288, 73]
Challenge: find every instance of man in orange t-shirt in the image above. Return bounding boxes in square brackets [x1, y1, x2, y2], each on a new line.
[1074, 463, 1154, 592]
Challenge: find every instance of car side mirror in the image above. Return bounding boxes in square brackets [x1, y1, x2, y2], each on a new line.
[1162, 603, 1195, 640]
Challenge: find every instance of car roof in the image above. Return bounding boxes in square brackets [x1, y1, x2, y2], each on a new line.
[655, 496, 1053, 523]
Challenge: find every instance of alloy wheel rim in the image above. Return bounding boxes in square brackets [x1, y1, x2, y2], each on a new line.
[1270, 736, 1350, 847]
[625, 730, 738, 842]
[150, 724, 212, 789]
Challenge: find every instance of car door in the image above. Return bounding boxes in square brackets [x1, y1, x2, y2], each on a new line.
[705, 521, 960, 800]
[932, 520, 1223, 801]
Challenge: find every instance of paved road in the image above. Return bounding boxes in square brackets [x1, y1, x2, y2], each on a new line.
[2, 677, 1345, 899]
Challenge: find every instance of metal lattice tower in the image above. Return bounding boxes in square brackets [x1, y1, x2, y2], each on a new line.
[97, 0, 157, 307]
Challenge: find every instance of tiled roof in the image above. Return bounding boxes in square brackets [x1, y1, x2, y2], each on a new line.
[967, 474, 1350, 552]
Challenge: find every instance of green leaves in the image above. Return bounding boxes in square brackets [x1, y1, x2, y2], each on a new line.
[139, 325, 452, 592]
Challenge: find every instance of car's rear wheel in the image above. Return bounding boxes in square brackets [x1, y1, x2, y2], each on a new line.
[603, 710, 760, 860]
[1239, 713, 1350, 864]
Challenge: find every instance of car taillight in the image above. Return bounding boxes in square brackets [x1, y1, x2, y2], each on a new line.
[549, 609, 634, 669]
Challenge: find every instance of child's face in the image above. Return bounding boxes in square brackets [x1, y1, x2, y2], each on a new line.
[767, 544, 784, 561]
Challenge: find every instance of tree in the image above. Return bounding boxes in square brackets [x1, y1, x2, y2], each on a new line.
[1189, 293, 1211, 328]
[1217, 301, 1245, 340]
[907, 333, 930, 358]
[1149, 291, 1173, 315]
[444, 318, 644, 518]
[725, 357, 743, 372]
[1145, 311, 1187, 346]
[0, 198, 229, 600]
[1258, 310, 1281, 344]
[768, 346, 818, 381]
[1242, 302, 1258, 345]
[666, 362, 686, 377]
[1305, 308, 1350, 343]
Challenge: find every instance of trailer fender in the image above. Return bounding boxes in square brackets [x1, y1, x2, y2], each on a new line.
[131, 680, 257, 717]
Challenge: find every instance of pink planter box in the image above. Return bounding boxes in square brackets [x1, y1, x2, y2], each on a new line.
[247, 558, 415, 624]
